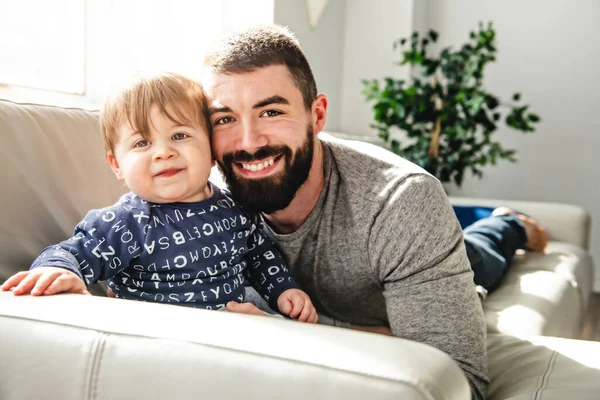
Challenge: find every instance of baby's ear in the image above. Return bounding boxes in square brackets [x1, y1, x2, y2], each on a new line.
[106, 152, 124, 181]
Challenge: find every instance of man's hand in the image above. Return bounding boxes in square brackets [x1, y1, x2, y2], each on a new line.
[351, 324, 393, 336]
[277, 288, 318, 323]
[1, 267, 90, 296]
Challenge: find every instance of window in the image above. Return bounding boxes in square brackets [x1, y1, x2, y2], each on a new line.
[0, 0, 274, 108]
[0, 0, 85, 94]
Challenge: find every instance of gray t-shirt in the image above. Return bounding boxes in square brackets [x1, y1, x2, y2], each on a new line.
[263, 133, 488, 399]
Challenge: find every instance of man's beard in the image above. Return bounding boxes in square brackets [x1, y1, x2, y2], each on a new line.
[217, 127, 314, 214]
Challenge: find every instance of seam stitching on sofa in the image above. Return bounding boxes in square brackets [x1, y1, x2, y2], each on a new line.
[83, 334, 101, 400]
[534, 350, 558, 400]
[86, 334, 100, 400]
[82, 338, 90, 400]
[89, 333, 108, 400]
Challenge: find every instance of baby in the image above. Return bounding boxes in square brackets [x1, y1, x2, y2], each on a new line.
[1, 72, 317, 323]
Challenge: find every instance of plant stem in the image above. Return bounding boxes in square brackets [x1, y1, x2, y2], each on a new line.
[429, 117, 441, 159]
[428, 75, 443, 159]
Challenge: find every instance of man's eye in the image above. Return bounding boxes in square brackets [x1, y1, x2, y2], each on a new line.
[134, 139, 150, 148]
[214, 116, 234, 125]
[262, 110, 281, 117]
[172, 132, 188, 140]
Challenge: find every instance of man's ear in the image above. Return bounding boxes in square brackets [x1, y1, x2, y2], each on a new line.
[311, 94, 328, 136]
[107, 152, 124, 181]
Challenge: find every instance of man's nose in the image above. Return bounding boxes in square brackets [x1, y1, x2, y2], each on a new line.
[152, 141, 177, 161]
[238, 118, 268, 152]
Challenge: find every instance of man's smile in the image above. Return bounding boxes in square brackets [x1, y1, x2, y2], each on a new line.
[233, 155, 283, 178]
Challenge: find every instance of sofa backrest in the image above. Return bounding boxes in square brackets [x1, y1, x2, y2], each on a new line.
[0, 100, 127, 282]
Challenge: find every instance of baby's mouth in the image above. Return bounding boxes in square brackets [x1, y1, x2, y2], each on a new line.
[155, 168, 184, 178]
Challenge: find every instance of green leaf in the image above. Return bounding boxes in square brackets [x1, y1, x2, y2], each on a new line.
[484, 94, 499, 109]
[527, 113, 540, 122]
[378, 130, 390, 142]
[453, 171, 464, 187]
[397, 105, 406, 119]
[500, 149, 516, 159]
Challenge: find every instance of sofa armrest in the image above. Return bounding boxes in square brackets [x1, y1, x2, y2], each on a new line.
[0, 291, 470, 400]
[448, 197, 591, 250]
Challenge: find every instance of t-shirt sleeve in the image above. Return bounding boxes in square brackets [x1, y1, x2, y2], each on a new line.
[368, 174, 489, 400]
[243, 215, 300, 312]
[30, 202, 144, 285]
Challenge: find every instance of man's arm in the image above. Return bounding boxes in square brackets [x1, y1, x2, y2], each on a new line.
[369, 174, 488, 400]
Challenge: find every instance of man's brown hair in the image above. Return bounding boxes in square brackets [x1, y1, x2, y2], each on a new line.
[100, 72, 209, 154]
[203, 25, 317, 111]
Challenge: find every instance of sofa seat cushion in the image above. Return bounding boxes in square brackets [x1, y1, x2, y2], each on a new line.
[487, 334, 600, 400]
[514, 241, 595, 310]
[483, 241, 592, 338]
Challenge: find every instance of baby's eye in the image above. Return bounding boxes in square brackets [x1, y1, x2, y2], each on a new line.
[172, 132, 188, 140]
[261, 110, 282, 117]
[134, 139, 150, 148]
[214, 116, 234, 125]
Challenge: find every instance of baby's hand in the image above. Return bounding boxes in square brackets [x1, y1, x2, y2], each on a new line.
[1, 267, 90, 296]
[277, 289, 318, 323]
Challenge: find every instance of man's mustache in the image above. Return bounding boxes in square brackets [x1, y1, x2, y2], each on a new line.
[223, 145, 291, 164]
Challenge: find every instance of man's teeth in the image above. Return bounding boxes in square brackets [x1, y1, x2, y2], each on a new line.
[241, 158, 275, 172]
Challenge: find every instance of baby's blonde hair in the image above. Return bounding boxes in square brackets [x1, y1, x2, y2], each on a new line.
[100, 72, 209, 154]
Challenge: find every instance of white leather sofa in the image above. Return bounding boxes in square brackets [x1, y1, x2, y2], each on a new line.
[1, 99, 599, 400]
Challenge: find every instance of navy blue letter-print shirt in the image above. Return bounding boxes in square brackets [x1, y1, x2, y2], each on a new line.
[31, 183, 298, 311]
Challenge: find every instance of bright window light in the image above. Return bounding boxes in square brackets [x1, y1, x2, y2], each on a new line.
[0, 0, 85, 94]
[0, 0, 274, 107]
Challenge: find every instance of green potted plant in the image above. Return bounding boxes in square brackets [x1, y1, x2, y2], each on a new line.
[362, 22, 540, 187]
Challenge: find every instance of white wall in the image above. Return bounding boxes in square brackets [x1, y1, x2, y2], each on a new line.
[421, 0, 600, 290]
[339, 0, 414, 136]
[274, 0, 346, 131]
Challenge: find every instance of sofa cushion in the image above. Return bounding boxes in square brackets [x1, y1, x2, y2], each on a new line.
[511, 241, 594, 311]
[483, 241, 593, 338]
[487, 334, 600, 400]
[0, 100, 125, 282]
